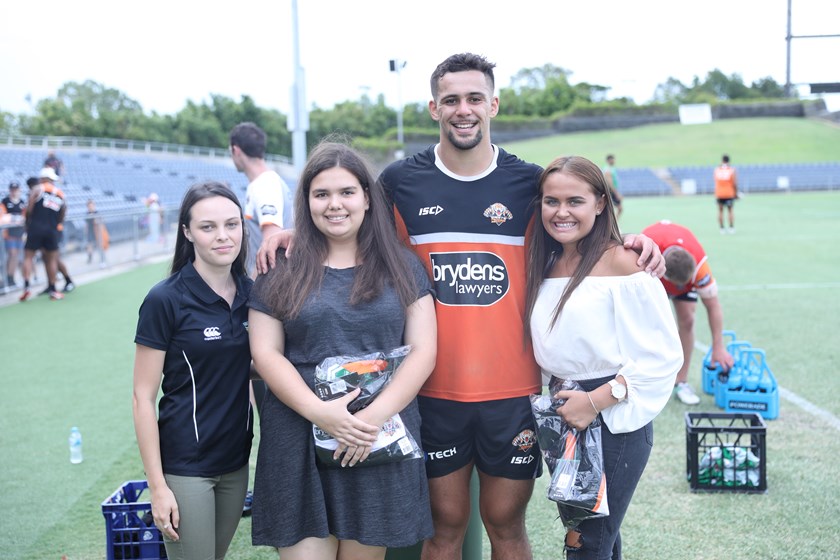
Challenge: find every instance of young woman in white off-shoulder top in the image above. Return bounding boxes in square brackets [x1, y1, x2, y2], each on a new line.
[524, 156, 683, 560]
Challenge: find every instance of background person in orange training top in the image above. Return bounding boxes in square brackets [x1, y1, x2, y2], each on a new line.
[642, 220, 734, 405]
[713, 154, 737, 233]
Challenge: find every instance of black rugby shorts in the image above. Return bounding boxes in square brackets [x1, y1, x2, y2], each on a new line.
[418, 395, 542, 480]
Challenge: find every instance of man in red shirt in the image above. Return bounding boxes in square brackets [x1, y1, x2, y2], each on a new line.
[643, 221, 734, 405]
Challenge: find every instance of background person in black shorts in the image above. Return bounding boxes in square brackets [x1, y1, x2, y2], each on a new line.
[20, 168, 67, 301]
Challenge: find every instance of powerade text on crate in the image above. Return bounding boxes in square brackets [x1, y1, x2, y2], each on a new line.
[101, 480, 166, 560]
[685, 412, 767, 493]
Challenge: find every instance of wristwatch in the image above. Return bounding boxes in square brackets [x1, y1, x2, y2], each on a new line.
[608, 379, 627, 402]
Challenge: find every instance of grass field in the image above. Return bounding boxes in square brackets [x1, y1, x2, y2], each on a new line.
[2, 118, 839, 559]
[501, 117, 840, 167]
[2, 190, 838, 560]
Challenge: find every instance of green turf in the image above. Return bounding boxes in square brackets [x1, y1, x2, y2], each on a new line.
[501, 117, 840, 168]
[2, 190, 839, 559]
[0, 263, 166, 559]
[525, 191, 840, 560]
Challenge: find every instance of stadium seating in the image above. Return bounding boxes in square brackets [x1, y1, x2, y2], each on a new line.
[669, 162, 840, 194]
[615, 167, 675, 196]
[0, 147, 298, 244]
[3, 145, 837, 244]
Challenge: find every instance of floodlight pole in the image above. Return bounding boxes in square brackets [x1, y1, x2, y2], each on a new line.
[784, 0, 840, 97]
[785, 0, 792, 97]
[389, 59, 406, 156]
[290, 0, 308, 172]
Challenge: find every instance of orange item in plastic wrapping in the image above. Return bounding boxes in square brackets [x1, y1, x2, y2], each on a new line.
[340, 359, 388, 374]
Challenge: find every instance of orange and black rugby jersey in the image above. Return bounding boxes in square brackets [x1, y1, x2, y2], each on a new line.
[28, 183, 65, 231]
[380, 145, 542, 402]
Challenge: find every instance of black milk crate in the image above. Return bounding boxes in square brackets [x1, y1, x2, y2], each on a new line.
[101, 480, 167, 559]
[685, 412, 767, 493]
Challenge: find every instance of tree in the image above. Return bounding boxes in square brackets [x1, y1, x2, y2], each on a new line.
[653, 77, 688, 104]
[307, 94, 396, 148]
[751, 77, 787, 98]
[695, 69, 752, 100]
[24, 80, 146, 138]
[0, 111, 18, 135]
[256, 107, 292, 156]
[171, 100, 226, 147]
[401, 102, 433, 129]
[498, 64, 598, 116]
[654, 71, 789, 104]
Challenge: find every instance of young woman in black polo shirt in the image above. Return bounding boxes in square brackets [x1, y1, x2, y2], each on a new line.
[133, 181, 253, 559]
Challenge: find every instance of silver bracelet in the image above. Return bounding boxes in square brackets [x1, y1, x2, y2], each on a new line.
[586, 391, 600, 414]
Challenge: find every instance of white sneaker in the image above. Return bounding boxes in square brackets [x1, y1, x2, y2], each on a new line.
[720, 228, 726, 234]
[728, 227, 736, 234]
[675, 383, 700, 405]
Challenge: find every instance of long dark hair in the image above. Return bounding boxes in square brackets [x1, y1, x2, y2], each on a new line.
[170, 181, 247, 277]
[524, 156, 622, 337]
[261, 139, 417, 319]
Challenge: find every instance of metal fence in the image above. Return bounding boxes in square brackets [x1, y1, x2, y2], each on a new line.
[1, 206, 177, 295]
[1, 135, 292, 164]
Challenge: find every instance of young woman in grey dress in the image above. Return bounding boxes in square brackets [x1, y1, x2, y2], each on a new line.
[248, 140, 437, 559]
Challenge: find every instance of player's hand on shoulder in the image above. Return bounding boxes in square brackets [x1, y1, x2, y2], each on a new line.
[602, 244, 645, 277]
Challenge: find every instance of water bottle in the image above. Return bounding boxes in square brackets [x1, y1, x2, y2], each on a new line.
[69, 427, 83, 464]
[758, 376, 773, 393]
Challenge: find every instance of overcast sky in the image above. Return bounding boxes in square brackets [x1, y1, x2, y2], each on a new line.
[1, 0, 839, 117]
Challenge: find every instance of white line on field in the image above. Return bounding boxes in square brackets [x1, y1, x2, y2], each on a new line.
[719, 282, 840, 291]
[776, 387, 840, 431]
[695, 341, 840, 431]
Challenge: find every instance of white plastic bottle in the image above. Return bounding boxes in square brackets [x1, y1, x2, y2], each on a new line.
[69, 427, 83, 464]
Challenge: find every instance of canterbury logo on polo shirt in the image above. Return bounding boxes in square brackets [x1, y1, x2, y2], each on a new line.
[203, 327, 222, 341]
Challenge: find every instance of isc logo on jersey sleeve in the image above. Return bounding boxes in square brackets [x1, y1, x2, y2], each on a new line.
[430, 251, 509, 306]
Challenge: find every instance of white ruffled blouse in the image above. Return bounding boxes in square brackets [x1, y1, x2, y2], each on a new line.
[530, 272, 683, 433]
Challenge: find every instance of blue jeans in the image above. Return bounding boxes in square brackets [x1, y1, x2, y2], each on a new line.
[564, 376, 654, 560]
